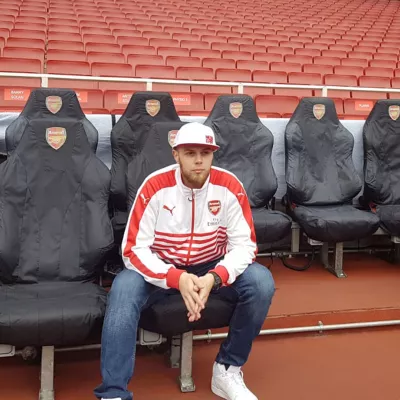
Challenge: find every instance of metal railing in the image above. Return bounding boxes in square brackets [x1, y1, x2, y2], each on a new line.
[1, 71, 400, 97]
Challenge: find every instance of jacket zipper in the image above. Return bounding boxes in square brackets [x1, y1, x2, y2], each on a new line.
[185, 190, 195, 266]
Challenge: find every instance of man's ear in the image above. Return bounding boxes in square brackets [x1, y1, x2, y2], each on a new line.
[172, 149, 179, 163]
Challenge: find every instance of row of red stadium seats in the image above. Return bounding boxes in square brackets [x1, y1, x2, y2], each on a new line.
[1, 25, 400, 37]
[1, 32, 400, 46]
[3, 46, 400, 65]
[2, 40, 400, 58]
[0, 87, 387, 118]
[0, 58, 399, 99]
[1, 25, 400, 41]
[3, 52, 400, 76]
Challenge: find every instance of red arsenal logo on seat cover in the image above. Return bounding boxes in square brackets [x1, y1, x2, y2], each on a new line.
[389, 105, 400, 121]
[208, 200, 221, 216]
[229, 102, 243, 118]
[168, 130, 178, 147]
[146, 99, 160, 117]
[46, 96, 62, 114]
[313, 104, 325, 120]
[46, 127, 67, 150]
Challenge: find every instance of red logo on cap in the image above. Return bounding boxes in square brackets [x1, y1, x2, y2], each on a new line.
[205, 135, 213, 144]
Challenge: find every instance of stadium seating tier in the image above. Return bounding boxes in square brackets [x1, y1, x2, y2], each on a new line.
[0, 0, 399, 116]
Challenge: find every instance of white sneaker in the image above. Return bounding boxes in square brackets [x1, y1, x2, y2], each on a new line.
[101, 398, 122, 400]
[211, 362, 258, 400]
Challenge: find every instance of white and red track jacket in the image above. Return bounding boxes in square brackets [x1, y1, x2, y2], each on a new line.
[122, 164, 257, 290]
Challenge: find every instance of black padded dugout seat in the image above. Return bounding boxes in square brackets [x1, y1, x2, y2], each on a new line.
[139, 291, 235, 336]
[362, 100, 400, 236]
[203, 94, 292, 244]
[5, 88, 98, 155]
[0, 116, 114, 347]
[110, 92, 181, 242]
[285, 97, 379, 243]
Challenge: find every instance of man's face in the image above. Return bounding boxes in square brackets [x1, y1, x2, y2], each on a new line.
[173, 145, 214, 189]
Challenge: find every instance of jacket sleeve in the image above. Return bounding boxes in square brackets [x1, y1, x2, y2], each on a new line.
[121, 181, 185, 290]
[209, 190, 257, 285]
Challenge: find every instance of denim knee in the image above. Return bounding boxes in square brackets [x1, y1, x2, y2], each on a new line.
[242, 262, 276, 303]
[108, 268, 148, 305]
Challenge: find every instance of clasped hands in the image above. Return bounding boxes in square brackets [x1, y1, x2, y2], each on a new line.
[178, 272, 215, 322]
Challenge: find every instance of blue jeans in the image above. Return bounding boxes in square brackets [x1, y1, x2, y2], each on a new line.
[94, 260, 275, 400]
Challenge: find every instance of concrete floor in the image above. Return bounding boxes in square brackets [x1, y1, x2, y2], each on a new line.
[2, 253, 400, 399]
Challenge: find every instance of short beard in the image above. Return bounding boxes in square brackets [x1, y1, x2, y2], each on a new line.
[179, 163, 209, 189]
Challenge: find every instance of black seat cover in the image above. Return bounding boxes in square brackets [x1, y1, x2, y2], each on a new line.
[110, 92, 180, 211]
[362, 99, 400, 235]
[5, 88, 98, 154]
[110, 92, 181, 242]
[204, 94, 292, 243]
[0, 117, 113, 347]
[126, 121, 186, 208]
[285, 97, 379, 242]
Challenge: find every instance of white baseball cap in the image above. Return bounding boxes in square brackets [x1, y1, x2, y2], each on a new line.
[173, 122, 219, 151]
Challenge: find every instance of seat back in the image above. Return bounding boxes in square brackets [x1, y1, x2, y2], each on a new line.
[126, 121, 186, 207]
[204, 94, 277, 208]
[285, 97, 362, 206]
[5, 88, 98, 154]
[110, 92, 181, 212]
[363, 99, 400, 205]
[0, 118, 113, 284]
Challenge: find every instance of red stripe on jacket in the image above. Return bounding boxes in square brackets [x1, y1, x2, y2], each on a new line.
[123, 169, 176, 280]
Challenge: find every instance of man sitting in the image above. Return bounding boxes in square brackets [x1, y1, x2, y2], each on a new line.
[95, 122, 275, 400]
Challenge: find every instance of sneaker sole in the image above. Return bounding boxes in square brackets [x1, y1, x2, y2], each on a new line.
[211, 383, 229, 399]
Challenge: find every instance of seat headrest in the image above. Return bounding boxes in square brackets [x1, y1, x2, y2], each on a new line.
[121, 91, 180, 121]
[285, 97, 361, 206]
[126, 121, 186, 207]
[18, 88, 86, 118]
[204, 94, 278, 206]
[34, 118, 88, 151]
[5, 88, 99, 155]
[206, 94, 260, 123]
[134, 120, 187, 154]
[366, 99, 400, 123]
[291, 97, 339, 123]
[14, 118, 91, 166]
[145, 121, 187, 150]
